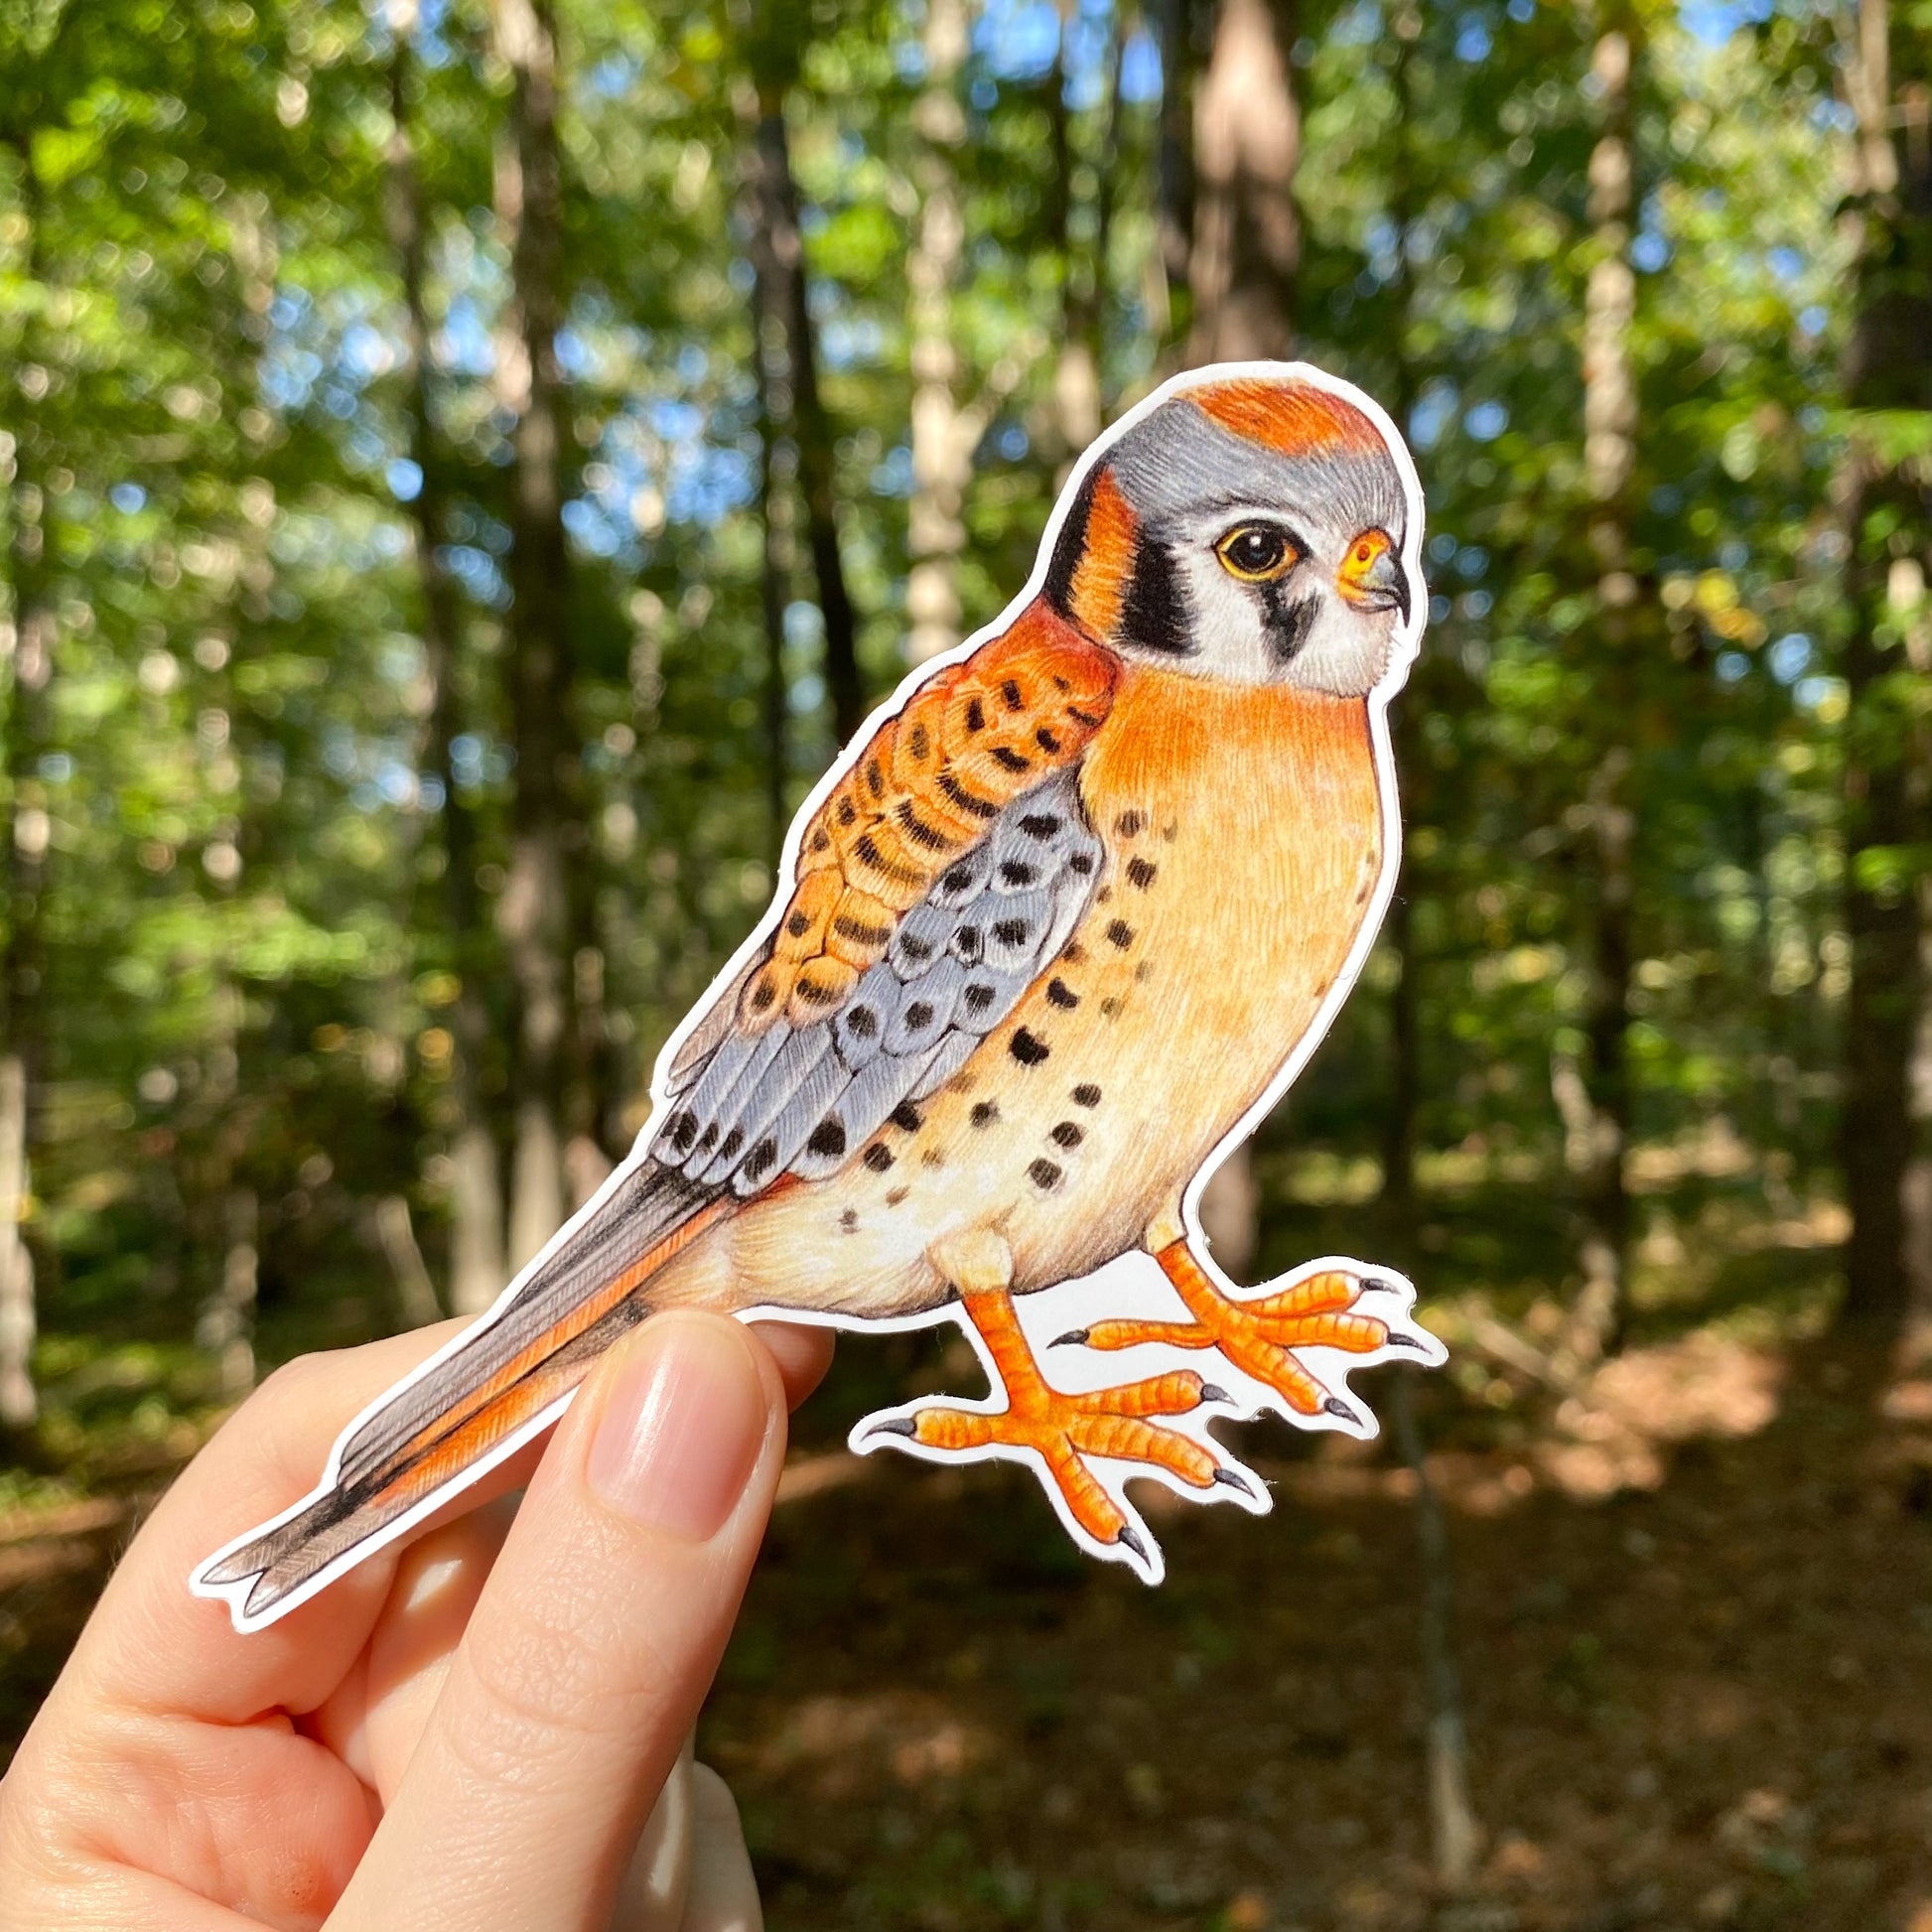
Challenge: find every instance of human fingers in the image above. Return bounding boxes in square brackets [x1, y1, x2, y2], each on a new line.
[747, 1319, 834, 1411]
[327, 1310, 786, 1932]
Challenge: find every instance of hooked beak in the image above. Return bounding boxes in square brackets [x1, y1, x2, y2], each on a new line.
[1337, 529, 1410, 622]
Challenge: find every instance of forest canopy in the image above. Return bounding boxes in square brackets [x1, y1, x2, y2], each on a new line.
[0, 0, 1927, 1485]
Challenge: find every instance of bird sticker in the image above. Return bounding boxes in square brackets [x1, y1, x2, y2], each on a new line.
[195, 360, 1446, 1629]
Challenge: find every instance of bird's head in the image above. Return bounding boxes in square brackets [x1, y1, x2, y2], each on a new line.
[1041, 368, 1422, 697]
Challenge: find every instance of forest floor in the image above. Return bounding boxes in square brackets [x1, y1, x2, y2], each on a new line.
[6, 1174, 1932, 1930]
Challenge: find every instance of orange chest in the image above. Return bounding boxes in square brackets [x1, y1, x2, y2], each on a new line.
[1066, 668, 1386, 1091]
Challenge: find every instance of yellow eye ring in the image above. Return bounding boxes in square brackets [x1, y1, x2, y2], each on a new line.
[1215, 523, 1301, 583]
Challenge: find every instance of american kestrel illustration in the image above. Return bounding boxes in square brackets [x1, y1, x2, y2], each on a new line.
[197, 360, 1443, 1627]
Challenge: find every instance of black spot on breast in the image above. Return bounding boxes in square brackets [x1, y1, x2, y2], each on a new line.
[886, 1185, 909, 1205]
[992, 917, 1029, 947]
[1046, 978, 1079, 1009]
[1020, 813, 1061, 839]
[1135, 960, 1153, 983]
[1050, 1121, 1083, 1150]
[891, 1101, 923, 1133]
[786, 910, 812, 937]
[921, 1148, 945, 1169]
[1126, 858, 1158, 891]
[964, 982, 996, 1014]
[1061, 941, 1087, 964]
[1001, 678, 1024, 710]
[1162, 821, 1178, 842]
[1029, 1159, 1063, 1190]
[1010, 1028, 1049, 1065]
[805, 1118, 847, 1160]
[965, 696, 987, 733]
[991, 746, 1032, 773]
[840, 1207, 860, 1231]
[1072, 1083, 1102, 1107]
[904, 1000, 934, 1031]
[864, 1143, 895, 1173]
[998, 861, 1037, 889]
[746, 1136, 777, 1179]
[1100, 996, 1122, 1018]
[1115, 810, 1145, 838]
[971, 1100, 1000, 1127]
[1106, 919, 1134, 949]
[717, 1128, 744, 1162]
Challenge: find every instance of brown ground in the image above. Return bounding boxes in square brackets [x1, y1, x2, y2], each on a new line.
[7, 1328, 1932, 1931]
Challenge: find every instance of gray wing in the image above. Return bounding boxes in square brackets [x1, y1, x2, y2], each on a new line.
[650, 763, 1103, 1195]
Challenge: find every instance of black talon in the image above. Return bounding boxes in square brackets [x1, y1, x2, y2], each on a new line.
[1384, 1330, 1428, 1351]
[867, 1416, 919, 1440]
[1321, 1395, 1358, 1423]
[1117, 1524, 1148, 1562]
[1360, 1276, 1401, 1296]
[1052, 1326, 1091, 1347]
[1212, 1466, 1253, 1495]
[1198, 1382, 1232, 1405]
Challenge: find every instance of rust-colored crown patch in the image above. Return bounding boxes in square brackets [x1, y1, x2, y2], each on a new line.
[1188, 377, 1387, 459]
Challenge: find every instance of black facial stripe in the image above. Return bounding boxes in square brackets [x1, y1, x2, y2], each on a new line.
[1263, 588, 1321, 664]
[1120, 528, 1194, 655]
[1042, 466, 1101, 618]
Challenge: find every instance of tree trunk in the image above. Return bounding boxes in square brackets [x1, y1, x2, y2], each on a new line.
[1569, 11, 1642, 1362]
[1185, 0, 1299, 366]
[1, 137, 56, 1440]
[1185, 0, 1303, 1268]
[906, 0, 973, 665]
[197, 1185, 259, 1402]
[741, 84, 797, 874]
[388, 0, 507, 1316]
[1836, 0, 1932, 1334]
[492, 0, 582, 1268]
[1151, 0, 1197, 348]
[749, 93, 862, 743]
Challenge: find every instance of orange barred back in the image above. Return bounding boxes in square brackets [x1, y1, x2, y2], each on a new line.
[743, 604, 1120, 1031]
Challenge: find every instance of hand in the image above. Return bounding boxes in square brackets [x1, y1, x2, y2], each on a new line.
[0, 1308, 832, 1930]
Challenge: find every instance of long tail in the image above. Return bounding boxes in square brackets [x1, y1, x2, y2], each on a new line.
[198, 1162, 729, 1623]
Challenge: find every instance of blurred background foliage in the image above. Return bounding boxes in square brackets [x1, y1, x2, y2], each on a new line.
[2, 0, 1931, 1920]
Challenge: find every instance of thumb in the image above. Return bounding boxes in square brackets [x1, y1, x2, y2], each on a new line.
[329, 1310, 785, 1932]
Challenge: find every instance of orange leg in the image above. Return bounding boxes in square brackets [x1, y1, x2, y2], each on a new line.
[867, 1286, 1250, 1561]
[1063, 1245, 1421, 1423]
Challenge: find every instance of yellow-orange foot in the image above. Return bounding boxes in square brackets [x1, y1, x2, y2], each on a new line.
[1059, 1243, 1425, 1425]
[863, 1287, 1253, 1563]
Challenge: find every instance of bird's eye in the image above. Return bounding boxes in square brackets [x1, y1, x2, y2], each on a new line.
[1215, 523, 1300, 583]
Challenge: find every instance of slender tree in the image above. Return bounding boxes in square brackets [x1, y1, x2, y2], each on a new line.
[0, 131, 54, 1436]
[1566, 3, 1644, 1359]
[491, 0, 590, 1261]
[1835, 0, 1932, 1332]
[387, 0, 505, 1314]
[1185, 0, 1299, 364]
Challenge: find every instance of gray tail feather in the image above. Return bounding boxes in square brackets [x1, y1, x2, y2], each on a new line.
[199, 1487, 383, 1617]
[199, 1163, 715, 1621]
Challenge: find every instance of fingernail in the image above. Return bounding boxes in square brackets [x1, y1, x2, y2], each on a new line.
[587, 1317, 768, 1540]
